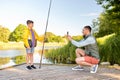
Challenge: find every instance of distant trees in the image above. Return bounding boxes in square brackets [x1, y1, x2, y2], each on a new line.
[45, 32, 64, 43]
[72, 35, 83, 41]
[9, 24, 27, 42]
[0, 26, 10, 42]
[8, 24, 64, 42]
[0, 24, 69, 43]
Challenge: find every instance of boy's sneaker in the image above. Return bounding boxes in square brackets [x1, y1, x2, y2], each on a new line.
[72, 65, 84, 71]
[90, 64, 98, 73]
[26, 66, 32, 70]
[31, 65, 36, 69]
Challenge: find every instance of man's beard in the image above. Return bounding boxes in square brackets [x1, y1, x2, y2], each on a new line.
[83, 35, 86, 38]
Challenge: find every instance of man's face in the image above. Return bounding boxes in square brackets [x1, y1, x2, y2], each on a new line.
[28, 23, 33, 29]
[82, 28, 89, 36]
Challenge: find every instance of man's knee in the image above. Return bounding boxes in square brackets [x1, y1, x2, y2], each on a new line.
[75, 48, 83, 54]
[76, 48, 80, 53]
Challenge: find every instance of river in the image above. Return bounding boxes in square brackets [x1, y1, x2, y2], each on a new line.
[0, 46, 59, 69]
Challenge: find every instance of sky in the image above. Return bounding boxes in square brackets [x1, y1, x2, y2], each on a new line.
[0, 0, 103, 36]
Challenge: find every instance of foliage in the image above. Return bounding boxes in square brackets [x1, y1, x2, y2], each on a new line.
[45, 36, 83, 64]
[45, 32, 64, 43]
[97, 34, 115, 45]
[9, 24, 27, 42]
[14, 55, 26, 64]
[0, 23, 65, 43]
[72, 35, 83, 41]
[45, 33, 120, 65]
[0, 57, 10, 65]
[91, 19, 99, 37]
[45, 42, 77, 64]
[0, 26, 10, 42]
[93, 0, 120, 37]
[99, 34, 120, 65]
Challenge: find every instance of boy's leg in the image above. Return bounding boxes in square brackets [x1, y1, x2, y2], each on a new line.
[26, 48, 32, 70]
[26, 54, 30, 65]
[29, 48, 34, 65]
[29, 48, 36, 69]
[30, 53, 33, 65]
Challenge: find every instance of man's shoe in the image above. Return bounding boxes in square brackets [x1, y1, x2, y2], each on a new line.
[90, 64, 98, 73]
[72, 66, 84, 71]
[26, 66, 32, 70]
[31, 65, 37, 69]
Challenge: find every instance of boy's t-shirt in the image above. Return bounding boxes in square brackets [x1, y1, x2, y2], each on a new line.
[30, 29, 35, 47]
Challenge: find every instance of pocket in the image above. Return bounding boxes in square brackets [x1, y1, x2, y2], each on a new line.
[34, 40, 37, 47]
[24, 39, 32, 48]
[28, 39, 32, 47]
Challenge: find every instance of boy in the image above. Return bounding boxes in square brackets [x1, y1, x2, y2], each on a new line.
[24, 20, 43, 70]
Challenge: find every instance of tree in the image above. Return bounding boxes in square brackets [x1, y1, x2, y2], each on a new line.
[44, 32, 64, 43]
[72, 35, 83, 41]
[0, 26, 10, 42]
[9, 24, 27, 42]
[91, 19, 99, 36]
[94, 13, 115, 37]
[94, 0, 120, 37]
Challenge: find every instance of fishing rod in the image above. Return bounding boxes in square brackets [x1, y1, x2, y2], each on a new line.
[39, 0, 53, 68]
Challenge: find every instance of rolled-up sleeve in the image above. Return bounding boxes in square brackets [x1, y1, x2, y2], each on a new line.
[71, 37, 95, 47]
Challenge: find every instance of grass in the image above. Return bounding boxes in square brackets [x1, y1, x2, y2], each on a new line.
[45, 33, 120, 65]
[0, 42, 66, 50]
[0, 57, 10, 65]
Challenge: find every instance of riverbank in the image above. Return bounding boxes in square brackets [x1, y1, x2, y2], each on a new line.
[0, 42, 66, 50]
[0, 64, 120, 80]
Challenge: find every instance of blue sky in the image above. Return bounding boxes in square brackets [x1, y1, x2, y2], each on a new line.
[0, 0, 103, 36]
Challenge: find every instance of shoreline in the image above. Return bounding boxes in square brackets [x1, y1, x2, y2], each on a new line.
[0, 42, 66, 50]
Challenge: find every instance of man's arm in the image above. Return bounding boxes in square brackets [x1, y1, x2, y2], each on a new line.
[67, 35, 95, 47]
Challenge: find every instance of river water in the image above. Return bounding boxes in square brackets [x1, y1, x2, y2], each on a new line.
[0, 47, 57, 69]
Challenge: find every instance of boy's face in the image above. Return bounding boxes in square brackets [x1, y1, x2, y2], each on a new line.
[28, 23, 33, 29]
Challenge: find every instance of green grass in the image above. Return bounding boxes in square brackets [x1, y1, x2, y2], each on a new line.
[45, 33, 120, 65]
[0, 57, 10, 65]
[0, 42, 66, 50]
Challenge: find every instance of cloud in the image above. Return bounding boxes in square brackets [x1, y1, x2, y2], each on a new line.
[79, 12, 99, 17]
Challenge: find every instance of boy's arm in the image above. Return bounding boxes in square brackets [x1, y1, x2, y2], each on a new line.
[23, 29, 30, 48]
[34, 31, 44, 42]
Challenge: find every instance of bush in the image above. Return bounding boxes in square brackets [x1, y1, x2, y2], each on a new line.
[45, 42, 76, 64]
[14, 55, 26, 64]
[45, 33, 120, 65]
[0, 57, 10, 65]
[97, 34, 115, 62]
[100, 34, 120, 65]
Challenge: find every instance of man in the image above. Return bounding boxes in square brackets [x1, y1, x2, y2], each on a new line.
[67, 26, 100, 73]
[23, 20, 43, 70]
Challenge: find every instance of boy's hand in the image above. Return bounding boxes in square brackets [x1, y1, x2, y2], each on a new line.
[27, 46, 30, 49]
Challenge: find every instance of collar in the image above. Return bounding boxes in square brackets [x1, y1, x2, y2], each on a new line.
[84, 34, 91, 40]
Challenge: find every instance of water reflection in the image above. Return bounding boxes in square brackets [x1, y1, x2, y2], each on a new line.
[0, 48, 53, 69]
[0, 50, 25, 69]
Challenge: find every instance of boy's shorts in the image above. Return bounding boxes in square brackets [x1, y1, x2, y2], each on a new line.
[84, 56, 99, 64]
[26, 48, 34, 54]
